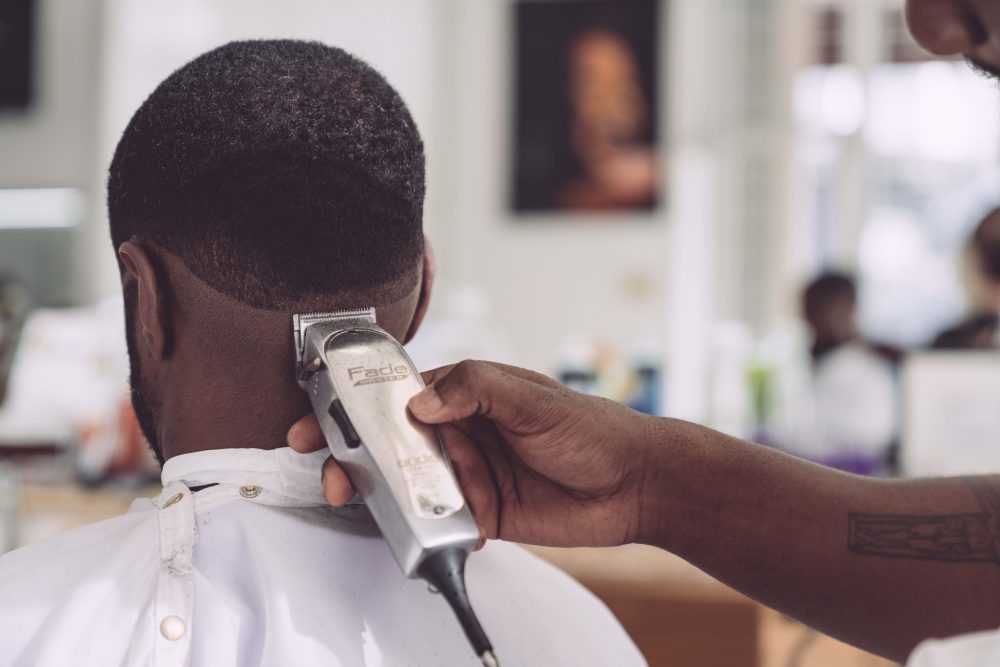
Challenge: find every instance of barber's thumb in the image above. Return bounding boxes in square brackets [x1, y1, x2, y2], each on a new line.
[408, 361, 532, 426]
[408, 384, 447, 421]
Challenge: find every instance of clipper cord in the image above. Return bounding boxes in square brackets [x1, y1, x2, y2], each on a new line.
[417, 548, 499, 666]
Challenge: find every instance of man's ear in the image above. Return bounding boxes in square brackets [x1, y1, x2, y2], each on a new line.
[403, 236, 435, 344]
[118, 240, 171, 361]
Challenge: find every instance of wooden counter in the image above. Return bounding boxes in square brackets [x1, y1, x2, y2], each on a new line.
[528, 545, 898, 667]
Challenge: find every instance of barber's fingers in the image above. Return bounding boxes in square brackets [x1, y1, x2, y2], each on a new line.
[290, 362, 559, 451]
[320, 456, 356, 506]
[410, 359, 557, 432]
[420, 361, 561, 391]
[287, 413, 325, 453]
[287, 416, 357, 504]
[437, 419, 506, 541]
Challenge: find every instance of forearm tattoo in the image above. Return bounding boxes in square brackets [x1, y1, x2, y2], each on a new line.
[849, 480, 1000, 563]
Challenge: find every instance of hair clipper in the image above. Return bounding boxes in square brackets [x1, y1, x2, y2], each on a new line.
[293, 308, 498, 666]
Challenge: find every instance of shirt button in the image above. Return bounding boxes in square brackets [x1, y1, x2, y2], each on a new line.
[240, 485, 261, 499]
[160, 615, 186, 641]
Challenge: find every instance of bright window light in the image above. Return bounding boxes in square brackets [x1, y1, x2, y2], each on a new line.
[866, 62, 1000, 163]
[793, 64, 866, 137]
[0, 188, 85, 230]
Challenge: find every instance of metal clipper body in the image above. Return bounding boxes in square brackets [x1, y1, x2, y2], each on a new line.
[293, 309, 479, 578]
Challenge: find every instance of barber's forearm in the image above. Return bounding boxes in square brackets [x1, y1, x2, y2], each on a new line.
[639, 418, 1000, 662]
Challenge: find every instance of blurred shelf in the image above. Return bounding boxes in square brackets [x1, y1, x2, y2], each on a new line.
[6, 481, 155, 549]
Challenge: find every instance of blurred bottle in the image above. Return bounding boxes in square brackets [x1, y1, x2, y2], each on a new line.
[558, 334, 598, 395]
[747, 363, 776, 445]
[708, 321, 753, 439]
[626, 363, 660, 415]
[77, 396, 156, 485]
[0, 465, 16, 554]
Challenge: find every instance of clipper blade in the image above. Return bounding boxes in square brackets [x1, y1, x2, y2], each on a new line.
[293, 307, 376, 364]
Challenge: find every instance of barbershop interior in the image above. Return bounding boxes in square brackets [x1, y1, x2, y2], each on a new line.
[2, 0, 1000, 665]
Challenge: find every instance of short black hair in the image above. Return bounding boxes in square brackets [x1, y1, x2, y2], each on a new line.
[108, 39, 425, 310]
[972, 207, 1000, 283]
[803, 271, 855, 319]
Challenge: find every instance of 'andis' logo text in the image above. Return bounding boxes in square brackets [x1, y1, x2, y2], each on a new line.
[397, 453, 440, 468]
[347, 364, 410, 386]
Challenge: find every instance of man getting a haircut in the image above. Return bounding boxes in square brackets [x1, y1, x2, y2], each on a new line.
[0, 40, 643, 667]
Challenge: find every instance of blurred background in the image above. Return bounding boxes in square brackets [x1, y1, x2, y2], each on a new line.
[3, 0, 1000, 664]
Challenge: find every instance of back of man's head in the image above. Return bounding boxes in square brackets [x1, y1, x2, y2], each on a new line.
[108, 40, 428, 464]
[108, 39, 425, 311]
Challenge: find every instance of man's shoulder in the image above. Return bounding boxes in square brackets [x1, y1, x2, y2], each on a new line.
[471, 541, 591, 591]
[470, 541, 619, 615]
[0, 502, 158, 585]
[469, 542, 647, 665]
[0, 507, 159, 665]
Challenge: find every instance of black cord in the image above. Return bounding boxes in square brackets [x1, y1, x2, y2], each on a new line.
[417, 548, 496, 662]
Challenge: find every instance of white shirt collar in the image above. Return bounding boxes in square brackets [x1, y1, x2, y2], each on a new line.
[161, 447, 330, 505]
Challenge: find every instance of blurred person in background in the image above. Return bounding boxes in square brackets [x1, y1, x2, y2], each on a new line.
[803, 272, 860, 362]
[933, 207, 1000, 349]
[799, 272, 899, 474]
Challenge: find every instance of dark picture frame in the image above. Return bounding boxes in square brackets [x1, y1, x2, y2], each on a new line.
[0, 0, 36, 111]
[511, 0, 661, 215]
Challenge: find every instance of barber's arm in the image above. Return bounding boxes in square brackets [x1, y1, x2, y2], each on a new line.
[288, 360, 1000, 663]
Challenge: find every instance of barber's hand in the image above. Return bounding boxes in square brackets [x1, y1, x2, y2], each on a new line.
[287, 360, 660, 548]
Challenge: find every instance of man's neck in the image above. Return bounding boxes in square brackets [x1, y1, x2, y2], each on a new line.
[149, 250, 422, 461]
[158, 311, 312, 460]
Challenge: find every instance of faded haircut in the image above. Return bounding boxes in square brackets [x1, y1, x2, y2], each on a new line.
[108, 39, 425, 310]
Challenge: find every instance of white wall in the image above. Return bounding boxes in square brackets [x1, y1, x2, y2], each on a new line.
[0, 0, 104, 305]
[0, 0, 102, 189]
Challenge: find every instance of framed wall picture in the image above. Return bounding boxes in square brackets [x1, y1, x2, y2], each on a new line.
[511, 0, 661, 215]
[0, 0, 36, 110]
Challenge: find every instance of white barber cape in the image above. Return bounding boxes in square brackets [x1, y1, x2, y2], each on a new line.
[908, 630, 1000, 666]
[0, 447, 645, 667]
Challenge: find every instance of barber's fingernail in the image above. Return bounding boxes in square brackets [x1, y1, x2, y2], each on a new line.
[409, 385, 443, 415]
